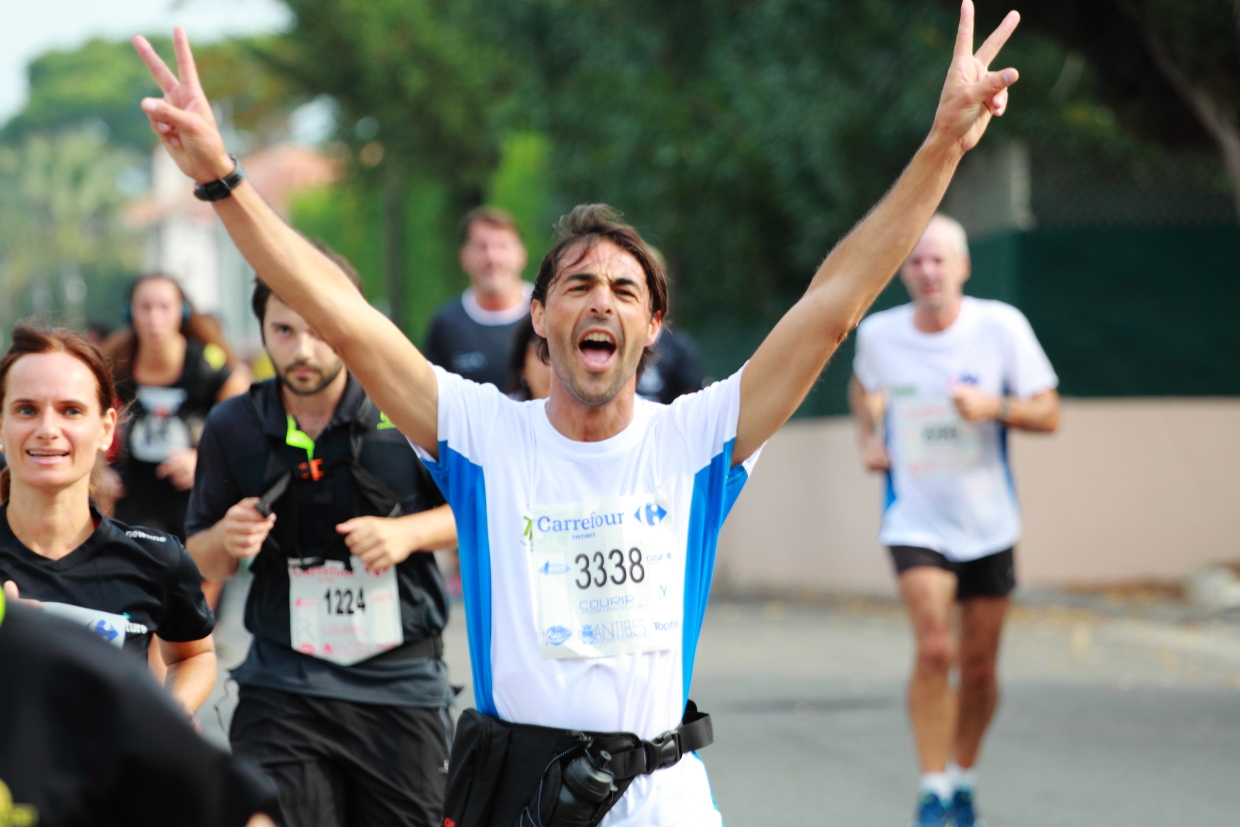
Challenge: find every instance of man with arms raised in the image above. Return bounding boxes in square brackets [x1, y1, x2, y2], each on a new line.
[134, 3, 1021, 822]
[850, 214, 1059, 827]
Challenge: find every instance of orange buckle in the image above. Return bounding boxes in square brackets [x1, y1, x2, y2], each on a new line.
[297, 458, 325, 481]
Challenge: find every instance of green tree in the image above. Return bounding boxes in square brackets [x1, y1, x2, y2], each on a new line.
[0, 129, 143, 332]
[972, 0, 1240, 218]
[261, 0, 516, 331]
[1, 38, 169, 152]
[504, 0, 1124, 328]
[3, 35, 305, 155]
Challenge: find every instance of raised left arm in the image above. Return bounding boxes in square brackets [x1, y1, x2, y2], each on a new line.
[734, 1, 1020, 464]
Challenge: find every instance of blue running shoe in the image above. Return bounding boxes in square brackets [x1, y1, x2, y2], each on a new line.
[949, 788, 978, 827]
[912, 792, 949, 827]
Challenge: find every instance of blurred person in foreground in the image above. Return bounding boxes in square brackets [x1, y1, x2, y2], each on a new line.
[0, 326, 218, 716]
[102, 274, 250, 538]
[425, 206, 532, 388]
[850, 213, 1059, 827]
[185, 261, 458, 827]
[133, 4, 1023, 823]
[0, 591, 277, 827]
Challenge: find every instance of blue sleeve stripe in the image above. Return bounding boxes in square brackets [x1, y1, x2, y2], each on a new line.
[421, 442, 496, 716]
[883, 407, 897, 511]
[681, 438, 748, 704]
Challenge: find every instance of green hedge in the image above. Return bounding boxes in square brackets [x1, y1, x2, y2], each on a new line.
[689, 225, 1240, 418]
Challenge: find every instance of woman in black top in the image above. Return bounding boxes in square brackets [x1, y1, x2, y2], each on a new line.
[102, 274, 249, 539]
[0, 325, 217, 715]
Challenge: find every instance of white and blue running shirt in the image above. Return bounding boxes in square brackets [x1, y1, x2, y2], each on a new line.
[853, 298, 1058, 562]
[416, 365, 760, 826]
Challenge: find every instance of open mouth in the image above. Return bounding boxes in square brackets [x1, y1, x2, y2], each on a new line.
[578, 330, 618, 371]
[27, 448, 70, 464]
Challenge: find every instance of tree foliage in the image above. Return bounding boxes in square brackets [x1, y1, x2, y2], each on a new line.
[978, 0, 1240, 215]
[0, 130, 143, 329]
[495, 0, 1137, 328]
[259, 0, 516, 329]
[1, 38, 170, 152]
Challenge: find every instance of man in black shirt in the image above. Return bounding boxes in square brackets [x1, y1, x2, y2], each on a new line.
[186, 262, 458, 827]
[635, 327, 706, 405]
[424, 206, 531, 390]
[0, 594, 278, 827]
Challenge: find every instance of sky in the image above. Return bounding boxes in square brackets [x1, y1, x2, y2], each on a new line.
[0, 0, 292, 123]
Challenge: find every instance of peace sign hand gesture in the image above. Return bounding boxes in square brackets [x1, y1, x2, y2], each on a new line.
[133, 27, 234, 184]
[932, 1, 1021, 154]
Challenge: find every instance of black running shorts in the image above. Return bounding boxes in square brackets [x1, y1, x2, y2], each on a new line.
[230, 686, 453, 827]
[888, 546, 1016, 600]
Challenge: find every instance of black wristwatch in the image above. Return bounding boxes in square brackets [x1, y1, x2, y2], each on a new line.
[193, 155, 245, 202]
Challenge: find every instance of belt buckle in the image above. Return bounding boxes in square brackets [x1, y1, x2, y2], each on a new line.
[643, 730, 681, 773]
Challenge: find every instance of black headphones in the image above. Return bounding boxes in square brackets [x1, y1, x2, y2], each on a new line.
[123, 275, 192, 327]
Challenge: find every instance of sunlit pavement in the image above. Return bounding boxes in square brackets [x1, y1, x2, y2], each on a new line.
[201, 591, 1240, 826]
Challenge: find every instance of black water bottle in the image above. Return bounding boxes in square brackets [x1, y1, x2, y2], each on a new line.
[549, 750, 614, 827]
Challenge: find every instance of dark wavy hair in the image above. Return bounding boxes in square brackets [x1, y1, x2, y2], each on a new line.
[530, 204, 668, 374]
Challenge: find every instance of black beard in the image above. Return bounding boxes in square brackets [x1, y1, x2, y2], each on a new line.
[276, 361, 345, 397]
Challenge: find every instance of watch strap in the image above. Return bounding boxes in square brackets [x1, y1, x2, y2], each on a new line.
[193, 156, 245, 202]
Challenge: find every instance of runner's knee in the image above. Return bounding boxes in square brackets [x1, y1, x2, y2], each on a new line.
[959, 654, 997, 690]
[915, 632, 953, 673]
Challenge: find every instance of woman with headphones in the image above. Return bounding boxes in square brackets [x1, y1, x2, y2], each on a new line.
[102, 274, 249, 539]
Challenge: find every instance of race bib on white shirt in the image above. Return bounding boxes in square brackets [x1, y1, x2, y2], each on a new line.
[894, 397, 983, 477]
[288, 557, 403, 665]
[41, 601, 130, 648]
[527, 494, 680, 660]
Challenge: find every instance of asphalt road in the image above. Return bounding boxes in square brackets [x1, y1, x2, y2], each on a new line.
[201, 592, 1240, 826]
[681, 601, 1240, 827]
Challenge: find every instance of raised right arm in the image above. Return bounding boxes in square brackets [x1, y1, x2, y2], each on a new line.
[132, 29, 439, 454]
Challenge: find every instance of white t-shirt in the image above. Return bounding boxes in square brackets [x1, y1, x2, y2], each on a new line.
[417, 366, 760, 826]
[853, 298, 1057, 561]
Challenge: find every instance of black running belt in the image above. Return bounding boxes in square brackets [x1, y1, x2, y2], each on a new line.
[369, 634, 444, 662]
[603, 700, 714, 779]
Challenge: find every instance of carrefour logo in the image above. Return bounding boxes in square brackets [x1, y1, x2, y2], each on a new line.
[90, 619, 121, 643]
[536, 510, 626, 533]
[634, 502, 667, 527]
